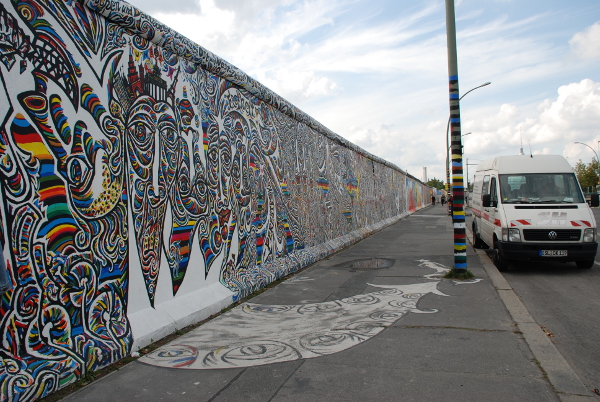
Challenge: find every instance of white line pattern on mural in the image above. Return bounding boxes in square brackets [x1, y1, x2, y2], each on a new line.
[139, 260, 478, 369]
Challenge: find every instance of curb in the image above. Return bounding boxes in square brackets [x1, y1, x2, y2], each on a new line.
[465, 226, 595, 401]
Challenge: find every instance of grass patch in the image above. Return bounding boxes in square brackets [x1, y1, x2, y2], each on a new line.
[442, 268, 475, 280]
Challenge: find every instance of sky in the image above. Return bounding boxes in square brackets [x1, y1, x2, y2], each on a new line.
[125, 0, 600, 185]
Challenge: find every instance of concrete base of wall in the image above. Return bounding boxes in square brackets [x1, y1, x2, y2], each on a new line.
[129, 282, 234, 351]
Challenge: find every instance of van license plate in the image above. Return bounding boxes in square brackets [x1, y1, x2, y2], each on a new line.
[539, 250, 567, 257]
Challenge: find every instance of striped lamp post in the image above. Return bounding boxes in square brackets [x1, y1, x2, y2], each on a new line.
[445, 0, 466, 272]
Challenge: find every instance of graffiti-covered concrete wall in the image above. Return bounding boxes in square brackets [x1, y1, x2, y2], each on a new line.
[0, 0, 428, 400]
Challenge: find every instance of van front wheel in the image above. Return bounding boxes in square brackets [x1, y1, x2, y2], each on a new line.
[493, 241, 510, 272]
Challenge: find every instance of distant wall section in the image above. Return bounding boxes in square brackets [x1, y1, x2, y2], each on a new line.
[0, 1, 429, 400]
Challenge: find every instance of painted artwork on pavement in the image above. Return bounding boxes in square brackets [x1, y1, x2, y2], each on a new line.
[139, 260, 478, 369]
[0, 1, 428, 400]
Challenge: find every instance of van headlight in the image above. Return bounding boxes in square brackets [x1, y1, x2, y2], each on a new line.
[583, 228, 595, 243]
[502, 228, 521, 242]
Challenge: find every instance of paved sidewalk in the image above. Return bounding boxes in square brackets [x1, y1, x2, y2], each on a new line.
[62, 205, 588, 401]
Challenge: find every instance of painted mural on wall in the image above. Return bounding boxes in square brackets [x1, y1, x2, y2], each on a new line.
[0, 0, 428, 400]
[407, 179, 422, 212]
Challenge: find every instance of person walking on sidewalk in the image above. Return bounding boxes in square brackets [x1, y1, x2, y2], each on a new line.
[441, 195, 446, 206]
[431, 195, 436, 205]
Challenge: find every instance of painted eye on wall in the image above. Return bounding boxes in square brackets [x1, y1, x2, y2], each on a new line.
[178, 172, 190, 195]
[127, 119, 155, 148]
[220, 144, 232, 173]
[158, 118, 177, 144]
[66, 156, 92, 186]
[208, 146, 218, 164]
[134, 122, 147, 138]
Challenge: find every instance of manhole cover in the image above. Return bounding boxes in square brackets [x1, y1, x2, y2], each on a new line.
[335, 258, 394, 270]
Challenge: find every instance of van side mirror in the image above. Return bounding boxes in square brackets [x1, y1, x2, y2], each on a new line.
[482, 194, 497, 208]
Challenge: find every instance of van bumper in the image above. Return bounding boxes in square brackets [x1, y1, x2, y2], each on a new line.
[496, 241, 598, 262]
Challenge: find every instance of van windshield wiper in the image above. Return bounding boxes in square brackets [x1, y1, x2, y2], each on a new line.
[539, 200, 573, 204]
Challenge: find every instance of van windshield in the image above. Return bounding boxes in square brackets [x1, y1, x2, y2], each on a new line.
[499, 173, 585, 204]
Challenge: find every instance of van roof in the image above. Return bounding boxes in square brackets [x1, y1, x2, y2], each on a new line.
[475, 155, 573, 174]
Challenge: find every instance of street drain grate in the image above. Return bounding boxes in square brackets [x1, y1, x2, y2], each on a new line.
[335, 258, 395, 270]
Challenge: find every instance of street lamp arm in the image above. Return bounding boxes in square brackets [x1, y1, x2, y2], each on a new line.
[459, 82, 491, 101]
[447, 132, 472, 152]
[446, 82, 491, 189]
[574, 142, 599, 162]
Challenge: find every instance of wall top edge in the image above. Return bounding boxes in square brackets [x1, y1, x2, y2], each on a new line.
[81, 0, 428, 183]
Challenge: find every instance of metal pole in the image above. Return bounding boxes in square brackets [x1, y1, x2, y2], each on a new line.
[466, 157, 469, 194]
[445, 0, 467, 273]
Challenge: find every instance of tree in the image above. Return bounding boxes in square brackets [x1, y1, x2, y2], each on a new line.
[574, 159, 599, 191]
[427, 177, 445, 190]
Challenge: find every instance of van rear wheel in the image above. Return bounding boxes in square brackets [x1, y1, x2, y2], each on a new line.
[493, 241, 510, 272]
[576, 260, 594, 269]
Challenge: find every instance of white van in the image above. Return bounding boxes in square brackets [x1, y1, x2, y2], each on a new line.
[471, 155, 597, 271]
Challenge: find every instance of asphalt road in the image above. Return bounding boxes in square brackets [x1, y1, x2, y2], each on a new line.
[468, 209, 600, 396]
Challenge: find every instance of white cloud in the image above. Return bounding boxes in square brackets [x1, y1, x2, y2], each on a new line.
[569, 22, 600, 61]
[533, 79, 600, 142]
[139, 0, 346, 102]
[127, 0, 201, 15]
[130, 1, 575, 115]
[213, 0, 308, 30]
[122, 0, 600, 183]
[259, 68, 339, 102]
[463, 79, 600, 162]
[387, 79, 600, 183]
